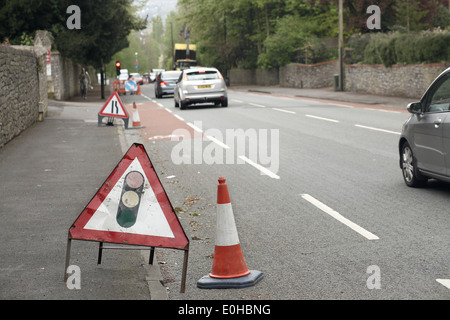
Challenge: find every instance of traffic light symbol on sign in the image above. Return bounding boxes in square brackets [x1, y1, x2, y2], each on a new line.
[116, 61, 121, 76]
[116, 171, 145, 228]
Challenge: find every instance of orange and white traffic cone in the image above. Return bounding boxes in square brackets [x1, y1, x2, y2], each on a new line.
[197, 177, 263, 289]
[137, 83, 142, 95]
[131, 102, 144, 128]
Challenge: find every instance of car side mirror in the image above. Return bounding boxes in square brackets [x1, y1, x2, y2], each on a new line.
[407, 102, 422, 114]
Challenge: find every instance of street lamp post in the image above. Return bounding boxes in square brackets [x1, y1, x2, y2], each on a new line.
[338, 0, 344, 91]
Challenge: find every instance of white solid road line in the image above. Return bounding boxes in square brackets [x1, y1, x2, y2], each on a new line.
[272, 108, 296, 114]
[436, 279, 450, 289]
[239, 156, 280, 179]
[306, 114, 340, 123]
[300, 194, 379, 240]
[354, 124, 400, 135]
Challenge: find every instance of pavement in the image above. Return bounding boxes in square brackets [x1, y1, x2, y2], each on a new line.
[0, 82, 415, 300]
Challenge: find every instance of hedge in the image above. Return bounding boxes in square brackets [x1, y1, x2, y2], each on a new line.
[347, 31, 450, 67]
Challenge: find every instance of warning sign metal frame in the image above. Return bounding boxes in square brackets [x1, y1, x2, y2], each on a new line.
[64, 143, 189, 293]
[98, 91, 130, 129]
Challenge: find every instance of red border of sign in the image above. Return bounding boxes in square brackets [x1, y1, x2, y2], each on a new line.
[69, 143, 189, 250]
[98, 92, 129, 118]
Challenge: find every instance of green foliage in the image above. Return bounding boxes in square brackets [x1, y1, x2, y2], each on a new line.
[55, 0, 147, 69]
[0, 0, 146, 69]
[0, 0, 64, 44]
[169, 0, 450, 70]
[393, 0, 429, 32]
[258, 4, 338, 68]
[173, 0, 341, 70]
[348, 30, 450, 67]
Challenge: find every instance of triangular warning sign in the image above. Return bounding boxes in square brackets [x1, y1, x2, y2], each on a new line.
[69, 143, 189, 250]
[98, 92, 129, 118]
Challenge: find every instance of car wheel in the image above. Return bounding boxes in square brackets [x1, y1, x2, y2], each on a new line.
[401, 142, 427, 187]
[174, 99, 179, 108]
[180, 101, 187, 110]
[221, 98, 228, 107]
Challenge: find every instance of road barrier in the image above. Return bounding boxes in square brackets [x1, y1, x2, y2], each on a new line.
[113, 80, 126, 95]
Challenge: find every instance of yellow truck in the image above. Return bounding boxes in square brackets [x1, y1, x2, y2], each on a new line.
[174, 43, 198, 70]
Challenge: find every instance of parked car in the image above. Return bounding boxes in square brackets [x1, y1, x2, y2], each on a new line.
[174, 67, 228, 110]
[129, 73, 144, 85]
[154, 70, 182, 98]
[399, 67, 450, 187]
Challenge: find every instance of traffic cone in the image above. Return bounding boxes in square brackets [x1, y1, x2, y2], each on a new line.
[131, 102, 143, 128]
[137, 83, 142, 95]
[197, 177, 263, 289]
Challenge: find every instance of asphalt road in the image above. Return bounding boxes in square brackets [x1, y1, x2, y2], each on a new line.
[1, 82, 448, 302]
[120, 83, 450, 300]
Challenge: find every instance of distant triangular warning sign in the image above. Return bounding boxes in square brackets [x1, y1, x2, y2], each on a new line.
[99, 92, 128, 118]
[69, 143, 189, 250]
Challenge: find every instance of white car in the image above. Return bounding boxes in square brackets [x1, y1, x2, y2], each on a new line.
[129, 73, 144, 85]
[174, 67, 228, 110]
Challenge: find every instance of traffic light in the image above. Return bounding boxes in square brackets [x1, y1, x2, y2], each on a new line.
[115, 61, 121, 76]
[116, 171, 144, 228]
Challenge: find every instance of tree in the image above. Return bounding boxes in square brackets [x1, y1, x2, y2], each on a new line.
[0, 0, 63, 44]
[0, 0, 146, 97]
[393, 0, 429, 32]
[55, 0, 146, 98]
[54, 0, 146, 68]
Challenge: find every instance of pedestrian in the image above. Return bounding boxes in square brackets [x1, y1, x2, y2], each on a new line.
[80, 67, 91, 99]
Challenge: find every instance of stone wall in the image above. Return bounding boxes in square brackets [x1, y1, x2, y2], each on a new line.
[49, 52, 83, 100]
[280, 60, 338, 88]
[0, 45, 45, 148]
[344, 63, 450, 99]
[230, 61, 450, 99]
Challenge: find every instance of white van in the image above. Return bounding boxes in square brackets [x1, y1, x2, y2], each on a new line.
[119, 69, 129, 81]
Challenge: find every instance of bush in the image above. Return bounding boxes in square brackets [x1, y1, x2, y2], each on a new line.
[348, 30, 450, 67]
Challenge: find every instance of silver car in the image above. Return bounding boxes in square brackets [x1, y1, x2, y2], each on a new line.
[399, 67, 450, 187]
[155, 70, 182, 98]
[174, 67, 228, 110]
